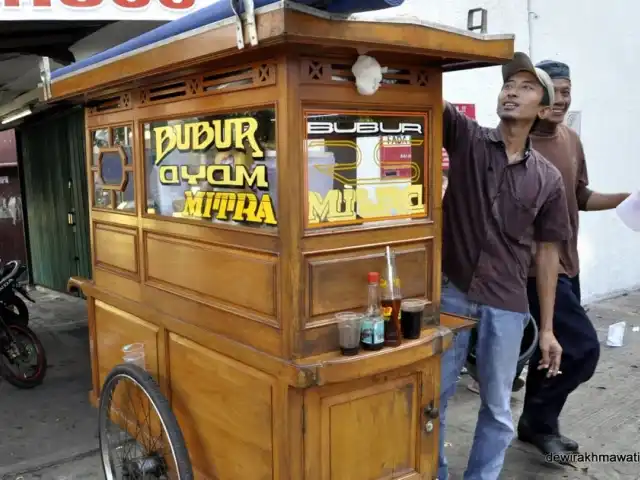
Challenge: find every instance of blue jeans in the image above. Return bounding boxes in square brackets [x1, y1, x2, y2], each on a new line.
[438, 277, 527, 480]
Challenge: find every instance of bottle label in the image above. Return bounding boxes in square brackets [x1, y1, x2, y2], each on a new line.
[372, 319, 385, 345]
[361, 317, 373, 345]
[380, 278, 401, 288]
[382, 306, 392, 321]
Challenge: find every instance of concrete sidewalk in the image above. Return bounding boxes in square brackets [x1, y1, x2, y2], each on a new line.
[0, 288, 97, 480]
[446, 290, 640, 480]
[1, 288, 639, 479]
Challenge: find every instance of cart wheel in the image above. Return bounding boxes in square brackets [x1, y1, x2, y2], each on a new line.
[98, 363, 193, 480]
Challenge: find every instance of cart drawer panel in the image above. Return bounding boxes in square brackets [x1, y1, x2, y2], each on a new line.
[144, 232, 278, 319]
[94, 223, 139, 278]
[168, 333, 275, 480]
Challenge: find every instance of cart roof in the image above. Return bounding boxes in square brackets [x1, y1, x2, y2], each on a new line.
[48, 0, 515, 100]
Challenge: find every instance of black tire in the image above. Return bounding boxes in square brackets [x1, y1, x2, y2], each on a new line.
[0, 323, 47, 389]
[98, 363, 193, 480]
[1, 296, 29, 327]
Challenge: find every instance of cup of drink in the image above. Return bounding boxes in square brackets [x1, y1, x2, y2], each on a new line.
[122, 342, 146, 369]
[336, 312, 363, 356]
[400, 299, 428, 340]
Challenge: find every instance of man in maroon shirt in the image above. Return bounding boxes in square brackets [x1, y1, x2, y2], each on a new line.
[438, 52, 571, 480]
[517, 59, 631, 458]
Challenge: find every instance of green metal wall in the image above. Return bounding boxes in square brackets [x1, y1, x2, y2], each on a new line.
[20, 107, 92, 291]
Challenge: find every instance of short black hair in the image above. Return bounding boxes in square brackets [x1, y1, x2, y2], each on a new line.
[541, 89, 551, 107]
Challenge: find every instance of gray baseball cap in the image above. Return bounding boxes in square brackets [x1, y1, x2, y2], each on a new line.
[502, 52, 555, 106]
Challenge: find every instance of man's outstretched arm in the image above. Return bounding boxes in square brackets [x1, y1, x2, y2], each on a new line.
[442, 101, 480, 158]
[584, 192, 630, 211]
[574, 137, 630, 211]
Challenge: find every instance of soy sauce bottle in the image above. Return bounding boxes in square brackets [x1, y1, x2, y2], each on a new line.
[381, 246, 402, 347]
[361, 272, 385, 351]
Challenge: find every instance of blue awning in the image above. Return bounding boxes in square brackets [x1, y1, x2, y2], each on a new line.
[51, 0, 405, 81]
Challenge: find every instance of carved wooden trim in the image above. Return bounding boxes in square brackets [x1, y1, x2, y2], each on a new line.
[87, 92, 133, 116]
[86, 63, 276, 115]
[301, 57, 431, 88]
[133, 62, 277, 108]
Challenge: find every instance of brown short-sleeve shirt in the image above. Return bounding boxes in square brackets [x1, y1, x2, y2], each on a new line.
[442, 103, 572, 313]
[530, 124, 593, 277]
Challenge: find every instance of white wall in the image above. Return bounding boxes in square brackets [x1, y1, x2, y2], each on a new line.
[359, 0, 530, 126]
[526, 0, 640, 301]
[363, 0, 640, 301]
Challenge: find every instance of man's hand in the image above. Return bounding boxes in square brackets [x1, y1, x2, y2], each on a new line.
[538, 330, 562, 377]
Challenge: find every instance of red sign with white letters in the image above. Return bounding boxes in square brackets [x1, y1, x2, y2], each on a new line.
[0, 0, 214, 20]
[380, 136, 412, 179]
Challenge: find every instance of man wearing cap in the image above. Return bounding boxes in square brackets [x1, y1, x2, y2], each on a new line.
[517, 59, 631, 457]
[437, 52, 571, 480]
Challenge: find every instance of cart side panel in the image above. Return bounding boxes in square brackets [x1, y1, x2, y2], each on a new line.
[168, 333, 278, 479]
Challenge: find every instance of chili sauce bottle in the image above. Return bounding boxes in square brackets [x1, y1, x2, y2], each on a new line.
[361, 272, 385, 351]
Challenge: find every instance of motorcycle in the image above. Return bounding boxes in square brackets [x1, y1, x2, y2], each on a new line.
[0, 260, 47, 388]
[0, 258, 33, 327]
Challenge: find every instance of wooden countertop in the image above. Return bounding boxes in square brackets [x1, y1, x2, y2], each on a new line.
[296, 314, 475, 386]
[69, 276, 476, 388]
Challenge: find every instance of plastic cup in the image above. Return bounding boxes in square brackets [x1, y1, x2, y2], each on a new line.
[122, 343, 146, 369]
[401, 299, 428, 339]
[336, 312, 363, 356]
[606, 321, 626, 347]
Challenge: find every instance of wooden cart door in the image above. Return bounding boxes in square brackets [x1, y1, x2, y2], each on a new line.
[304, 356, 440, 480]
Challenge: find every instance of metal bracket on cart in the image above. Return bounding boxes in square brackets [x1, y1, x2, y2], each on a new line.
[230, 0, 259, 50]
[39, 56, 52, 101]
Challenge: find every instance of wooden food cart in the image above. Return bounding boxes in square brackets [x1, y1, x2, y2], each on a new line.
[48, 2, 514, 478]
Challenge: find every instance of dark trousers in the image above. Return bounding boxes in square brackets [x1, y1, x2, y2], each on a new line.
[521, 274, 600, 434]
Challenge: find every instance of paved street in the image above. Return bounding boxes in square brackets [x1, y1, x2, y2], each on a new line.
[0, 287, 639, 479]
[0, 288, 98, 480]
[446, 291, 640, 480]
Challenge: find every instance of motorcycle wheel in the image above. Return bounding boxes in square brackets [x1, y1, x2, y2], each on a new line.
[1, 323, 47, 389]
[1, 297, 29, 327]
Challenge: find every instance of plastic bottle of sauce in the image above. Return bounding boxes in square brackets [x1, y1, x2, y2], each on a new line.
[361, 272, 385, 351]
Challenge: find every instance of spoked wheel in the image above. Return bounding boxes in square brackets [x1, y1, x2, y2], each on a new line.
[98, 363, 193, 480]
[0, 323, 47, 388]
